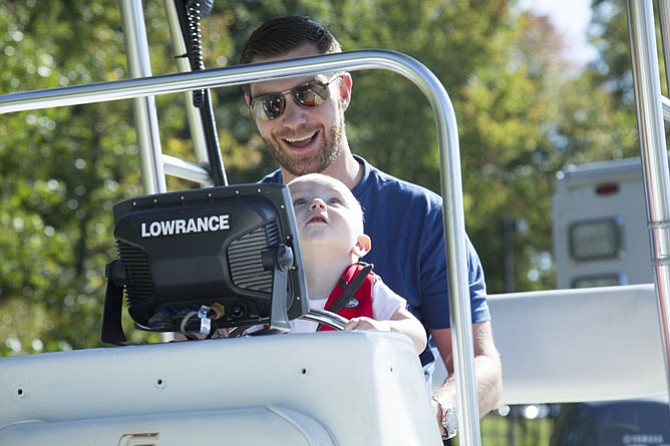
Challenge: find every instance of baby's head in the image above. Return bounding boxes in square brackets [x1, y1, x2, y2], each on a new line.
[287, 173, 370, 260]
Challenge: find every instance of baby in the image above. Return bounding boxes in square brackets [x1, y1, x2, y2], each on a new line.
[287, 173, 426, 353]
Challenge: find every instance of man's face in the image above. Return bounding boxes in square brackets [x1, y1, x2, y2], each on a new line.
[248, 44, 348, 177]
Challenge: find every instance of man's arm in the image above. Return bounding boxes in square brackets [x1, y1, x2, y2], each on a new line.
[430, 321, 502, 426]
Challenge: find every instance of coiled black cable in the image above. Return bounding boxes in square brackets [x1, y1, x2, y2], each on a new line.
[185, 0, 205, 107]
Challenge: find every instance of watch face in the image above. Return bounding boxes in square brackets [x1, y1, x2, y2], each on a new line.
[443, 408, 458, 438]
[433, 396, 458, 440]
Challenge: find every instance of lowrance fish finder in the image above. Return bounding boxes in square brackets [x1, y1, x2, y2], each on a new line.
[101, 183, 308, 344]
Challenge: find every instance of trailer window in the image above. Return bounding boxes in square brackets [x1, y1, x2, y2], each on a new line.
[569, 217, 624, 261]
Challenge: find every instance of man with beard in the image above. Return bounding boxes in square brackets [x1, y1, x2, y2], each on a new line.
[239, 15, 502, 442]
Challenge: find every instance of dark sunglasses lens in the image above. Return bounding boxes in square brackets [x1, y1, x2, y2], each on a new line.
[251, 79, 332, 120]
[293, 81, 329, 107]
[253, 94, 285, 121]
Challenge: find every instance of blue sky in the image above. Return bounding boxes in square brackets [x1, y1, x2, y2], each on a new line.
[520, 0, 597, 65]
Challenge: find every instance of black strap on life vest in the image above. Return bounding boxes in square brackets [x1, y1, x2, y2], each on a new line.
[325, 262, 374, 315]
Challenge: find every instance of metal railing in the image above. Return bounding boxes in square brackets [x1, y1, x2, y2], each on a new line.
[627, 0, 670, 409]
[0, 45, 483, 446]
[5, 1, 670, 443]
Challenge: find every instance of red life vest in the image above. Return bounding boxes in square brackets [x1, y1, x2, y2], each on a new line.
[318, 263, 375, 332]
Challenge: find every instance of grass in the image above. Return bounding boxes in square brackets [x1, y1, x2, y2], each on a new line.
[450, 414, 554, 446]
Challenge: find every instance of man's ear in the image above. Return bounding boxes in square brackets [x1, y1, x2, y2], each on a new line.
[339, 72, 353, 111]
[244, 94, 251, 106]
[352, 234, 371, 257]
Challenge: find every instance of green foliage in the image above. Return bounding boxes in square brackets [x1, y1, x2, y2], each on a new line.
[0, 0, 193, 353]
[0, 0, 639, 353]
[465, 413, 553, 446]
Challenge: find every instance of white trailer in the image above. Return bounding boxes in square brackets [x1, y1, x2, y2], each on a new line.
[552, 157, 656, 289]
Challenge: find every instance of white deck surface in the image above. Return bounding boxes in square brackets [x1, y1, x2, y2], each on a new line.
[0, 330, 442, 445]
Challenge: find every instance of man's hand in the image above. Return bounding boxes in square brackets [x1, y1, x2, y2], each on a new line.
[430, 322, 502, 417]
[431, 398, 446, 437]
[432, 394, 458, 441]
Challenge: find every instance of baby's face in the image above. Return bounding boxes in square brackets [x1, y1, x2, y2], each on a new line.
[288, 174, 363, 253]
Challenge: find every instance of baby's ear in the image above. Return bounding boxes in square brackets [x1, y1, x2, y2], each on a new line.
[352, 234, 371, 257]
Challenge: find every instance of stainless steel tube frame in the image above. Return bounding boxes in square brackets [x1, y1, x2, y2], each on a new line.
[627, 0, 670, 406]
[0, 49, 482, 445]
[118, 0, 167, 194]
[162, 0, 211, 171]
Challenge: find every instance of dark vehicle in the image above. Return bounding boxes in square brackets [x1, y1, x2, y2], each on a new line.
[550, 398, 670, 446]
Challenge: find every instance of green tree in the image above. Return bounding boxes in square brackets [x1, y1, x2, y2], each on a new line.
[211, 0, 585, 293]
[587, 0, 648, 159]
[1, 1, 133, 354]
[0, 1, 228, 354]
[1, 0, 633, 354]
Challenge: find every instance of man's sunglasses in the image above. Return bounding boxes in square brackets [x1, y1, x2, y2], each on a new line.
[249, 74, 341, 121]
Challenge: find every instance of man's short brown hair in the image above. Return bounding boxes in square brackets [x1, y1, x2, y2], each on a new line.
[239, 16, 342, 95]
